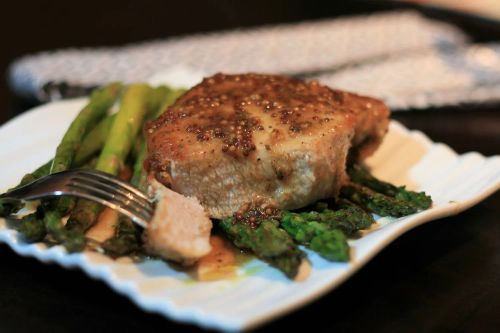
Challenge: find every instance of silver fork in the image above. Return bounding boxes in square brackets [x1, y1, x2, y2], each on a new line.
[0, 169, 154, 228]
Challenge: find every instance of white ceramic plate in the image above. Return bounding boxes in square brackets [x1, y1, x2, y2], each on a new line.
[0, 98, 499, 332]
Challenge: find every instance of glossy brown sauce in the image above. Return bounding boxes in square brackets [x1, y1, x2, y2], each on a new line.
[191, 234, 253, 281]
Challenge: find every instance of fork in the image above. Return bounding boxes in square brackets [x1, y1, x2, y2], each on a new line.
[0, 169, 154, 228]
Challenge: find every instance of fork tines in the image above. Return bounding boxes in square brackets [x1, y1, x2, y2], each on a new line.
[68, 170, 154, 228]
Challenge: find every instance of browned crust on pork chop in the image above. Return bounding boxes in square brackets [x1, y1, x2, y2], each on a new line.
[145, 73, 389, 218]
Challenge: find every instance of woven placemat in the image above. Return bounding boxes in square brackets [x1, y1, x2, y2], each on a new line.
[10, 10, 483, 110]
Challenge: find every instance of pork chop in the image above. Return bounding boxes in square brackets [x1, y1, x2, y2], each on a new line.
[145, 73, 389, 218]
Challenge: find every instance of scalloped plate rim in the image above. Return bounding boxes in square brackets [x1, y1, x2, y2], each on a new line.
[0, 98, 499, 332]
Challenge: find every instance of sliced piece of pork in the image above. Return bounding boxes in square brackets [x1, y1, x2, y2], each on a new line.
[143, 179, 212, 265]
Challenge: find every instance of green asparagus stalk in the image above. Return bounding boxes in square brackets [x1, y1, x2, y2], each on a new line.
[348, 164, 432, 210]
[73, 114, 116, 166]
[13, 115, 123, 192]
[264, 247, 305, 278]
[310, 230, 350, 261]
[15, 207, 46, 242]
[17, 160, 52, 188]
[101, 219, 142, 256]
[18, 215, 46, 242]
[147, 86, 171, 117]
[321, 201, 375, 234]
[101, 143, 146, 256]
[95, 83, 152, 174]
[0, 83, 120, 216]
[44, 210, 63, 239]
[103, 87, 185, 256]
[281, 211, 350, 261]
[340, 184, 417, 217]
[5, 160, 98, 241]
[219, 217, 305, 279]
[51, 82, 122, 174]
[395, 189, 432, 210]
[290, 202, 375, 236]
[7, 83, 122, 244]
[66, 84, 153, 234]
[43, 83, 122, 238]
[8, 110, 115, 199]
[0, 160, 53, 218]
[281, 212, 328, 243]
[1, 160, 47, 218]
[43, 210, 85, 252]
[0, 200, 21, 217]
[157, 88, 186, 112]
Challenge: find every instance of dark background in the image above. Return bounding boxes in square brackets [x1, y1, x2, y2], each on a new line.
[0, 1, 499, 332]
[3, 0, 500, 122]
[0, 0, 347, 123]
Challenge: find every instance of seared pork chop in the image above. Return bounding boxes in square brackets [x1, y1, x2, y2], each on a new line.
[145, 73, 389, 218]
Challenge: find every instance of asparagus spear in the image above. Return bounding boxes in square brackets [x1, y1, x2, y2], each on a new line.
[219, 217, 305, 279]
[157, 88, 186, 112]
[394, 187, 432, 210]
[281, 211, 350, 261]
[323, 201, 375, 234]
[280, 202, 373, 262]
[348, 164, 432, 210]
[12, 113, 122, 193]
[51, 82, 122, 174]
[4, 83, 120, 216]
[66, 84, 153, 234]
[0, 161, 53, 218]
[101, 219, 141, 256]
[95, 84, 152, 174]
[42, 83, 122, 237]
[310, 230, 350, 261]
[7, 110, 116, 208]
[75, 91, 181, 167]
[43, 210, 85, 252]
[6, 84, 122, 243]
[147, 86, 171, 117]
[340, 184, 417, 217]
[17, 160, 52, 188]
[101, 144, 146, 256]
[264, 247, 305, 278]
[51, 83, 121, 208]
[291, 202, 375, 236]
[15, 207, 46, 242]
[73, 114, 116, 166]
[4, 108, 121, 218]
[0, 199, 23, 218]
[1, 160, 51, 218]
[103, 87, 186, 256]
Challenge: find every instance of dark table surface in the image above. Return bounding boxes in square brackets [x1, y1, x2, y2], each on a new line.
[0, 106, 498, 333]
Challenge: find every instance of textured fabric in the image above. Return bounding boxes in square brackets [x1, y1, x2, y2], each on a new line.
[314, 44, 500, 109]
[8, 10, 467, 110]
